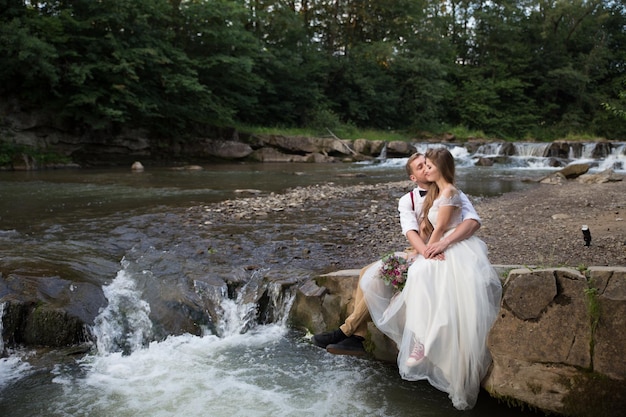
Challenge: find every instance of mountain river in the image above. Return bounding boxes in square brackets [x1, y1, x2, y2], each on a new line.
[1, 142, 624, 417]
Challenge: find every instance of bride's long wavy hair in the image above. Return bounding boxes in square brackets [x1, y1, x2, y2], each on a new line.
[420, 148, 456, 239]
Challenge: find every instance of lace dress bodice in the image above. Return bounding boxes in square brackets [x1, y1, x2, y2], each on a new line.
[427, 191, 463, 230]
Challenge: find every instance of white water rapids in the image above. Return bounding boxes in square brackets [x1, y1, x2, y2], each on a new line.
[0, 261, 457, 417]
[0, 260, 537, 417]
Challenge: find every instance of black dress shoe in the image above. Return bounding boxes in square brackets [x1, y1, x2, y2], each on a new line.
[326, 336, 366, 356]
[311, 329, 347, 348]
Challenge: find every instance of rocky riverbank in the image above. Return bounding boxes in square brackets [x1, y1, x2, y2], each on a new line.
[195, 172, 626, 269]
[475, 175, 625, 267]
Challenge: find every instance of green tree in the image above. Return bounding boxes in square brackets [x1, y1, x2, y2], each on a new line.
[1, 0, 624, 140]
[446, 0, 540, 137]
[0, 2, 62, 105]
[313, 0, 442, 129]
[52, 0, 219, 133]
[528, 0, 616, 136]
[178, 0, 263, 126]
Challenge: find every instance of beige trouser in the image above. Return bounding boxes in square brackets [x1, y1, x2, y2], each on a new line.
[339, 262, 376, 338]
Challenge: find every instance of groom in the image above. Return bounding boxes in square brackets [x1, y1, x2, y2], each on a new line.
[312, 152, 482, 355]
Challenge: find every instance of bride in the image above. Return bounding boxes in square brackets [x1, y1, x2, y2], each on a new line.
[361, 147, 502, 410]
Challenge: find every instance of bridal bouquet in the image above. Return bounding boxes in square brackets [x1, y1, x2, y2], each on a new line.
[379, 252, 411, 292]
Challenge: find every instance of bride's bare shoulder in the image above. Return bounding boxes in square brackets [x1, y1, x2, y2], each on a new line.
[440, 184, 458, 198]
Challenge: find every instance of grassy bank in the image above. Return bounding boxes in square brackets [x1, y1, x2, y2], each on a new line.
[0, 142, 71, 167]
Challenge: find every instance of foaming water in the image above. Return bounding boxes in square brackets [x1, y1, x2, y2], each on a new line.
[55, 327, 303, 417]
[44, 328, 453, 417]
[0, 324, 537, 417]
[0, 353, 33, 392]
[92, 265, 153, 355]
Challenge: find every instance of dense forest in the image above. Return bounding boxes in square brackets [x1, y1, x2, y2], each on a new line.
[1, 0, 625, 141]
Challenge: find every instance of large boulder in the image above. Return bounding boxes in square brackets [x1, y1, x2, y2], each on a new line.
[578, 169, 624, 184]
[559, 163, 590, 179]
[290, 270, 359, 332]
[484, 268, 591, 410]
[201, 139, 254, 159]
[483, 267, 626, 417]
[385, 140, 416, 157]
[353, 139, 385, 156]
[251, 134, 355, 157]
[0, 274, 106, 347]
[590, 266, 626, 379]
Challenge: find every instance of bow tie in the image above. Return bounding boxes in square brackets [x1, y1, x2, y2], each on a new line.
[419, 189, 427, 197]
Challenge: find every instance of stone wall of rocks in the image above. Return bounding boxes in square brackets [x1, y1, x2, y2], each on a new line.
[290, 266, 626, 417]
[2, 119, 622, 168]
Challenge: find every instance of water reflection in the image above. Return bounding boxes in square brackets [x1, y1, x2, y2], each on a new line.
[0, 162, 543, 234]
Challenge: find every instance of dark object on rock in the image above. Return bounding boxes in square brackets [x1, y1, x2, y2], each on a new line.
[582, 225, 592, 246]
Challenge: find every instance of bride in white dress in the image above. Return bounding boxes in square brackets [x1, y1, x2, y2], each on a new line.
[361, 148, 502, 410]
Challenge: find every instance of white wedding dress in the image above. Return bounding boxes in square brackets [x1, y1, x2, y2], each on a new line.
[360, 192, 502, 410]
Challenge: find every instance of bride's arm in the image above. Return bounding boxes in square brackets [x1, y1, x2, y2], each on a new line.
[429, 204, 454, 245]
[424, 189, 480, 258]
[424, 218, 479, 258]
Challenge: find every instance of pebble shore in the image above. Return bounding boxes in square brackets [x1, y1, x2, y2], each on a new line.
[192, 177, 626, 270]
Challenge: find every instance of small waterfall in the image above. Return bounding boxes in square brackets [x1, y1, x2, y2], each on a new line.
[91, 260, 153, 355]
[367, 141, 626, 172]
[562, 142, 625, 169]
[581, 143, 596, 159]
[475, 143, 503, 156]
[566, 143, 590, 159]
[91, 259, 297, 355]
[376, 142, 388, 160]
[598, 143, 626, 171]
[0, 302, 5, 355]
[216, 276, 297, 338]
[514, 143, 550, 157]
[0, 301, 35, 392]
[266, 281, 297, 326]
[216, 283, 259, 337]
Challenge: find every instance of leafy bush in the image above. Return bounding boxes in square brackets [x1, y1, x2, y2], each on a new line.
[0, 142, 70, 167]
